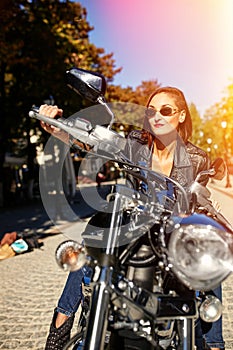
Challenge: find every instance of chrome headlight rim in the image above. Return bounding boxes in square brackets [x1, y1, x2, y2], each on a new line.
[168, 224, 233, 291]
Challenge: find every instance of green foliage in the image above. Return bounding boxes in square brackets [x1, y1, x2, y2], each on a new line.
[0, 0, 126, 206]
[189, 103, 203, 145]
[201, 83, 233, 162]
[187, 82, 233, 164]
[0, 0, 121, 147]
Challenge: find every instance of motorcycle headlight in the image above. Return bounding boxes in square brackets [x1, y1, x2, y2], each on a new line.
[168, 224, 233, 290]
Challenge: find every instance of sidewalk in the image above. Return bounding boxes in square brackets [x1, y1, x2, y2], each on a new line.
[208, 174, 233, 198]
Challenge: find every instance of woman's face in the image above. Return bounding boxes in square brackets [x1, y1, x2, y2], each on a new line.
[146, 92, 186, 136]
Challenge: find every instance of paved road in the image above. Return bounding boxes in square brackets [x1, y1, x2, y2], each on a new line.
[1, 181, 233, 349]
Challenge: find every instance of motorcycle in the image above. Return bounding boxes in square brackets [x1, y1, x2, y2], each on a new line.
[29, 68, 233, 350]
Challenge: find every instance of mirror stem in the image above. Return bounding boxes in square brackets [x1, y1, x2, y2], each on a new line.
[97, 96, 115, 128]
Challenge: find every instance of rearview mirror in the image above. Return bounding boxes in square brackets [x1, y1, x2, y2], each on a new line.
[210, 158, 226, 180]
[66, 67, 107, 102]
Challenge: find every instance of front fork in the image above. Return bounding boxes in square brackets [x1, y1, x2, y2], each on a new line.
[83, 266, 111, 350]
[178, 318, 195, 350]
[84, 192, 124, 350]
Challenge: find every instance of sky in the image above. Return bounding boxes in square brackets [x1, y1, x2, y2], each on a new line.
[78, 0, 233, 116]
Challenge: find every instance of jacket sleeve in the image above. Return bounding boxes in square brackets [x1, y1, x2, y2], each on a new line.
[188, 142, 211, 187]
[196, 153, 211, 186]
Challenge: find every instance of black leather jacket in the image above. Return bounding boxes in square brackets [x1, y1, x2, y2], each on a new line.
[125, 130, 210, 188]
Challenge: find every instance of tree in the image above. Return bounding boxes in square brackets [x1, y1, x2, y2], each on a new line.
[202, 83, 233, 162]
[189, 103, 205, 147]
[0, 0, 122, 205]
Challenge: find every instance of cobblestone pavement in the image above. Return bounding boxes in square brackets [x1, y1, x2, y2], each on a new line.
[0, 215, 89, 349]
[1, 181, 233, 349]
[0, 232, 69, 350]
[223, 274, 233, 349]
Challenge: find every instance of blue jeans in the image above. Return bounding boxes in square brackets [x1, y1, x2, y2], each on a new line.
[195, 285, 225, 349]
[56, 266, 91, 317]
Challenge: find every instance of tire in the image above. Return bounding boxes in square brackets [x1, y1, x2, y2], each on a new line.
[64, 331, 110, 350]
[63, 331, 84, 350]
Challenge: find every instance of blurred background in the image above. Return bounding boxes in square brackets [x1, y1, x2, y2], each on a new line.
[1, 0, 233, 208]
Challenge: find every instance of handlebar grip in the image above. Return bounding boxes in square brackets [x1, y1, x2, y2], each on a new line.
[57, 117, 92, 131]
[29, 110, 97, 146]
[28, 110, 64, 129]
[29, 109, 92, 131]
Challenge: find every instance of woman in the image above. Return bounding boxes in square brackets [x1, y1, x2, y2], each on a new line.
[40, 86, 224, 350]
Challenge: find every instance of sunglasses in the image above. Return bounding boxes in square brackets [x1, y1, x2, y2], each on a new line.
[145, 106, 180, 117]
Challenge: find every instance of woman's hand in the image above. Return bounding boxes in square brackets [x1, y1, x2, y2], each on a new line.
[39, 104, 69, 144]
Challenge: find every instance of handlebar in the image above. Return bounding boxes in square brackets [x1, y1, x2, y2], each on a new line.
[29, 108, 93, 132]
[29, 109, 98, 147]
[27, 108, 195, 215]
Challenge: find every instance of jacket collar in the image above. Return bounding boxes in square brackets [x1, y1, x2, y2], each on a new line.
[137, 136, 191, 169]
[173, 137, 192, 168]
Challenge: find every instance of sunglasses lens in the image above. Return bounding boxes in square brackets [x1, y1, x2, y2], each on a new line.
[145, 108, 155, 117]
[160, 107, 173, 116]
[145, 107, 176, 117]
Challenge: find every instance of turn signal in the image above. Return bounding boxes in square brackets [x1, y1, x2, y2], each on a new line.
[199, 295, 223, 322]
[55, 240, 87, 271]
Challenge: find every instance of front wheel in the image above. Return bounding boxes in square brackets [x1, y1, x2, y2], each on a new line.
[63, 331, 84, 350]
[64, 331, 110, 350]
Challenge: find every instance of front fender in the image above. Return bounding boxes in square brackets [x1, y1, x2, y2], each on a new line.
[179, 213, 226, 231]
